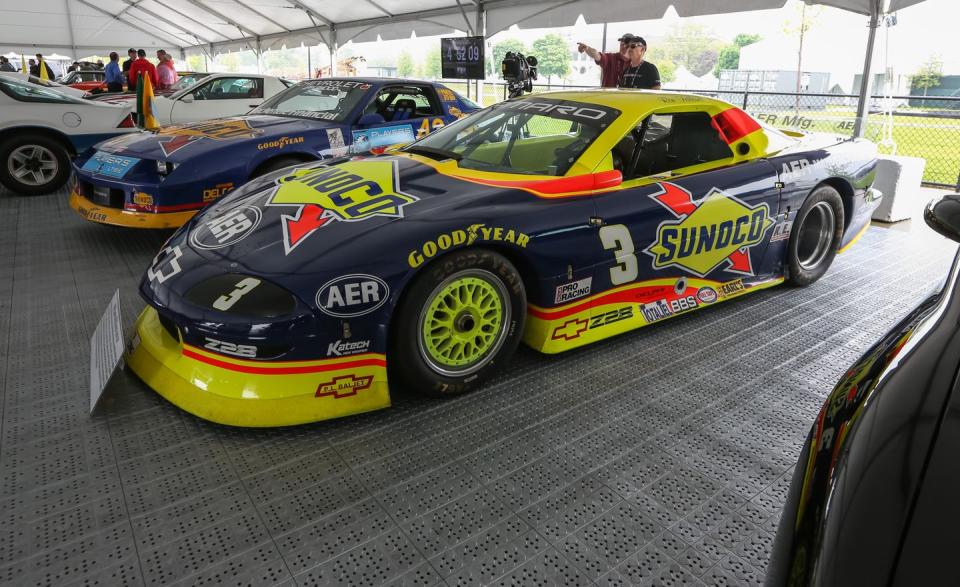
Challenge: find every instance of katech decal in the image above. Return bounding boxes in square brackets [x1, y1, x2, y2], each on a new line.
[408, 224, 530, 268]
[266, 160, 419, 255]
[316, 274, 389, 318]
[258, 136, 305, 151]
[190, 205, 262, 250]
[551, 307, 633, 341]
[147, 245, 183, 283]
[315, 374, 373, 399]
[326, 339, 372, 357]
[644, 182, 774, 277]
[555, 277, 592, 304]
[156, 119, 264, 157]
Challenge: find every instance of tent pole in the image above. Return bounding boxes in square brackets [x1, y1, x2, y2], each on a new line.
[853, 0, 881, 138]
[330, 27, 338, 76]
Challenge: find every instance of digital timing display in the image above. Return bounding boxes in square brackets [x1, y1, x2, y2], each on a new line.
[441, 37, 485, 80]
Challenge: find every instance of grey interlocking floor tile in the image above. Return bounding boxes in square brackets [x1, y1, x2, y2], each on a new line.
[1, 187, 956, 585]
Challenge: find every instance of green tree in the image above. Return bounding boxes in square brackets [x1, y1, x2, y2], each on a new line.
[713, 33, 761, 76]
[531, 34, 570, 85]
[657, 23, 725, 77]
[423, 49, 442, 79]
[397, 50, 416, 78]
[783, 2, 823, 108]
[490, 38, 528, 77]
[657, 60, 677, 84]
[911, 57, 943, 96]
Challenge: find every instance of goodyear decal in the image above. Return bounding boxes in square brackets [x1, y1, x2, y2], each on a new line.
[266, 160, 418, 255]
[408, 224, 530, 268]
[644, 182, 773, 277]
[156, 119, 263, 157]
[257, 136, 305, 150]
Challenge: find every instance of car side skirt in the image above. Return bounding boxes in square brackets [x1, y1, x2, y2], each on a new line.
[127, 307, 391, 427]
[524, 276, 784, 354]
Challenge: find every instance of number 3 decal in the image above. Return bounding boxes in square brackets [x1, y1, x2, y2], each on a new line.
[599, 224, 638, 285]
[213, 277, 261, 311]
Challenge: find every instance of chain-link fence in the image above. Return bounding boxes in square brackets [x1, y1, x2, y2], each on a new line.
[442, 81, 960, 188]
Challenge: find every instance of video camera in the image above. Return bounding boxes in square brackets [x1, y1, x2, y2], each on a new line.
[501, 52, 538, 99]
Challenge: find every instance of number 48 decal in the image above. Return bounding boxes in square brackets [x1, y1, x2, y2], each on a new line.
[417, 118, 446, 139]
[599, 225, 638, 285]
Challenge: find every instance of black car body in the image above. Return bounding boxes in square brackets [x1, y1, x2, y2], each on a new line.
[767, 193, 960, 585]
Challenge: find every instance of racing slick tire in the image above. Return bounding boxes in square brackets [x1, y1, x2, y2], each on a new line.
[0, 133, 71, 196]
[390, 248, 526, 397]
[786, 184, 844, 287]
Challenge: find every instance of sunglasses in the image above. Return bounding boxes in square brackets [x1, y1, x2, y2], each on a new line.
[627, 43, 644, 49]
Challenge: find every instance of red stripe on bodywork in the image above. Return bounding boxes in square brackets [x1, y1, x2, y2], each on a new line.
[712, 108, 761, 144]
[529, 284, 679, 320]
[182, 347, 386, 374]
[471, 170, 623, 197]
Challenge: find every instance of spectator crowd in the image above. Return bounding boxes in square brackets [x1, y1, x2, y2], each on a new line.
[0, 49, 179, 93]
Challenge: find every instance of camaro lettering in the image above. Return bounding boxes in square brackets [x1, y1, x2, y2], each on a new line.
[408, 224, 530, 267]
[508, 101, 610, 121]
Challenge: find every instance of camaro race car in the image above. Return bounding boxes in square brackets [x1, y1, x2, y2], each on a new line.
[127, 90, 882, 426]
[70, 78, 479, 228]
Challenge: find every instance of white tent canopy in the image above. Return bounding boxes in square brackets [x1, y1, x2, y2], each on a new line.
[0, 0, 926, 57]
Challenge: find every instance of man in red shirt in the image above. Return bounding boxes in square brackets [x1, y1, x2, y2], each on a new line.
[577, 34, 637, 88]
[127, 49, 158, 92]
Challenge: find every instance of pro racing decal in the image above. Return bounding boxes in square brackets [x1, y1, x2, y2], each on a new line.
[156, 119, 264, 157]
[266, 160, 419, 254]
[644, 182, 773, 277]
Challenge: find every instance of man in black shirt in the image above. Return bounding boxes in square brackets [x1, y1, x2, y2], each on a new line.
[618, 36, 661, 90]
[121, 48, 136, 88]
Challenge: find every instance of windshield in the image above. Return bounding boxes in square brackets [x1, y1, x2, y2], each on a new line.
[0, 75, 85, 104]
[170, 73, 210, 92]
[407, 97, 620, 176]
[251, 79, 372, 122]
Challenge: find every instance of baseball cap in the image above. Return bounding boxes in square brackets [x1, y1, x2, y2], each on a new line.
[617, 34, 637, 42]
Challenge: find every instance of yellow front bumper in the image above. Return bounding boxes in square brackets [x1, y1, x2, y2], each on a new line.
[70, 189, 198, 229]
[126, 307, 391, 427]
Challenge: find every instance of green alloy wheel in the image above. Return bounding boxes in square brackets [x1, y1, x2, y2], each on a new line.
[391, 248, 526, 396]
[419, 272, 509, 375]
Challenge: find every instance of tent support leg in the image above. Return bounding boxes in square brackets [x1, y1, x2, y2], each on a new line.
[853, 0, 881, 138]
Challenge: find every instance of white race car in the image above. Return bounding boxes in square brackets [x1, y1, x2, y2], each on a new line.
[0, 72, 88, 98]
[99, 73, 291, 125]
[0, 74, 137, 195]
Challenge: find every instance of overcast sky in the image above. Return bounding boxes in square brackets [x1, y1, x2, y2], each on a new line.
[346, 0, 956, 79]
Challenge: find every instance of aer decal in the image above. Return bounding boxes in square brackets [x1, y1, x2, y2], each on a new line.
[644, 182, 773, 277]
[266, 160, 419, 255]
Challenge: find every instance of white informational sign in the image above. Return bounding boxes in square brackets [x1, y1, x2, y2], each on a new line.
[89, 289, 125, 413]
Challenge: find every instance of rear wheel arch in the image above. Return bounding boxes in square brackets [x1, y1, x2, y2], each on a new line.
[817, 177, 854, 232]
[0, 126, 75, 156]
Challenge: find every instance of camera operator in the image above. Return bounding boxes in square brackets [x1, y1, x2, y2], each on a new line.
[619, 37, 661, 90]
[577, 34, 637, 88]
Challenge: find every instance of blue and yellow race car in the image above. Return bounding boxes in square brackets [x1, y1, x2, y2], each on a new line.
[128, 90, 882, 427]
[69, 78, 478, 228]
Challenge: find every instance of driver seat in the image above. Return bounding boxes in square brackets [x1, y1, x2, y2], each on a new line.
[392, 98, 416, 121]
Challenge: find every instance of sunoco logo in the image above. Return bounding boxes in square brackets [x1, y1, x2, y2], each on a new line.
[316, 274, 389, 318]
[644, 182, 773, 277]
[266, 160, 418, 254]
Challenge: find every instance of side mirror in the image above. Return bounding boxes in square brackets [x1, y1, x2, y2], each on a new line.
[925, 193, 960, 242]
[357, 113, 385, 127]
[180, 94, 194, 103]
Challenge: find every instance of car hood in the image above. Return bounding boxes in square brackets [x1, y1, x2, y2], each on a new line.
[143, 154, 523, 307]
[96, 115, 337, 161]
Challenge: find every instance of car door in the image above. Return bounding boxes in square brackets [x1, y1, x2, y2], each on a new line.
[352, 84, 452, 153]
[592, 107, 782, 324]
[169, 76, 265, 124]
